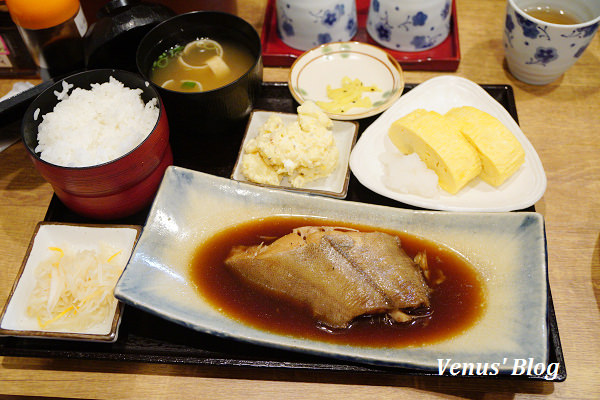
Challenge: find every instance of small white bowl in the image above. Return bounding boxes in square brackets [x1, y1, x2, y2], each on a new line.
[231, 110, 358, 198]
[288, 41, 404, 120]
[0, 222, 141, 342]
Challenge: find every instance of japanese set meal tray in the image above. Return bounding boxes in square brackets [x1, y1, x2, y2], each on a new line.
[0, 82, 565, 382]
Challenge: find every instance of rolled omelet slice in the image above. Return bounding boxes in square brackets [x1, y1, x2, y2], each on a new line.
[444, 106, 525, 187]
[388, 109, 482, 194]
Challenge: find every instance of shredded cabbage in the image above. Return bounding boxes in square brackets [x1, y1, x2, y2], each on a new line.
[26, 244, 126, 331]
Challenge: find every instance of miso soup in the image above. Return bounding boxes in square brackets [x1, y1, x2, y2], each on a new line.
[150, 37, 255, 92]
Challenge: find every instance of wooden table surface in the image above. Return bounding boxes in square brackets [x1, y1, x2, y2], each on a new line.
[1, 0, 599, 398]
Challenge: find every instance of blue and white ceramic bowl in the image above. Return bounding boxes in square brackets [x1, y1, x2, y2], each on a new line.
[366, 0, 452, 52]
[276, 0, 358, 51]
[503, 0, 600, 85]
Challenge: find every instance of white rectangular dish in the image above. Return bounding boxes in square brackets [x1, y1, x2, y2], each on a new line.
[231, 110, 358, 198]
[0, 222, 141, 342]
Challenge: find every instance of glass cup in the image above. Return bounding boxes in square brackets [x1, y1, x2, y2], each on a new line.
[503, 0, 600, 85]
[276, 0, 358, 51]
[366, 0, 452, 52]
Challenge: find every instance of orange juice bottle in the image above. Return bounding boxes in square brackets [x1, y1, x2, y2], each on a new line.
[5, 0, 87, 79]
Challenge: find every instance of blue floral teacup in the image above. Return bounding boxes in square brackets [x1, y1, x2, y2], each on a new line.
[366, 0, 452, 52]
[276, 0, 358, 51]
[503, 0, 600, 85]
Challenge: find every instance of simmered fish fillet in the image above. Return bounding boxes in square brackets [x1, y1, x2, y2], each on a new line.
[224, 226, 431, 328]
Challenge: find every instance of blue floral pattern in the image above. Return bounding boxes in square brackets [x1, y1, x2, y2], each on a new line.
[441, 1, 451, 19]
[310, 3, 356, 44]
[322, 10, 338, 26]
[277, 1, 357, 49]
[412, 12, 428, 26]
[574, 44, 588, 58]
[317, 33, 332, 45]
[515, 12, 541, 39]
[397, 12, 428, 31]
[374, 12, 393, 42]
[505, 14, 514, 33]
[411, 35, 435, 49]
[279, 6, 294, 37]
[526, 46, 559, 66]
[504, 14, 515, 47]
[372, 0, 380, 13]
[346, 17, 356, 33]
[561, 23, 599, 39]
[310, 4, 348, 27]
[367, 1, 451, 51]
[517, 12, 552, 41]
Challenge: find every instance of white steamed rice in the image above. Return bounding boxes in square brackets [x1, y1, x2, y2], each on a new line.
[35, 76, 159, 167]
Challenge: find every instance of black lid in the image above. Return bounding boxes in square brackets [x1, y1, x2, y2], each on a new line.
[84, 1, 175, 71]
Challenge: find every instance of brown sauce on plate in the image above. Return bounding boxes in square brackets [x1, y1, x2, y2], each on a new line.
[190, 216, 486, 347]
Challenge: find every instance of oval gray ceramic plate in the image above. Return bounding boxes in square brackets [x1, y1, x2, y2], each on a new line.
[115, 166, 548, 373]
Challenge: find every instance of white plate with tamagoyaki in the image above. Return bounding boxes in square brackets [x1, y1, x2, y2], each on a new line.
[349, 76, 547, 212]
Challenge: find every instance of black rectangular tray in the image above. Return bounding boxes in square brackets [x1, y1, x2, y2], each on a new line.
[0, 82, 566, 382]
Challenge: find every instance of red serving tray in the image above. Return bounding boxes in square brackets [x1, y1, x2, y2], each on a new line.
[260, 0, 461, 71]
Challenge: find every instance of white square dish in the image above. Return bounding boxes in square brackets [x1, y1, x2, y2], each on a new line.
[231, 110, 358, 199]
[0, 222, 141, 342]
[115, 167, 549, 374]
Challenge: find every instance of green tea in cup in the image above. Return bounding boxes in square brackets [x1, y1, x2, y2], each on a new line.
[523, 5, 580, 24]
[503, 0, 600, 84]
